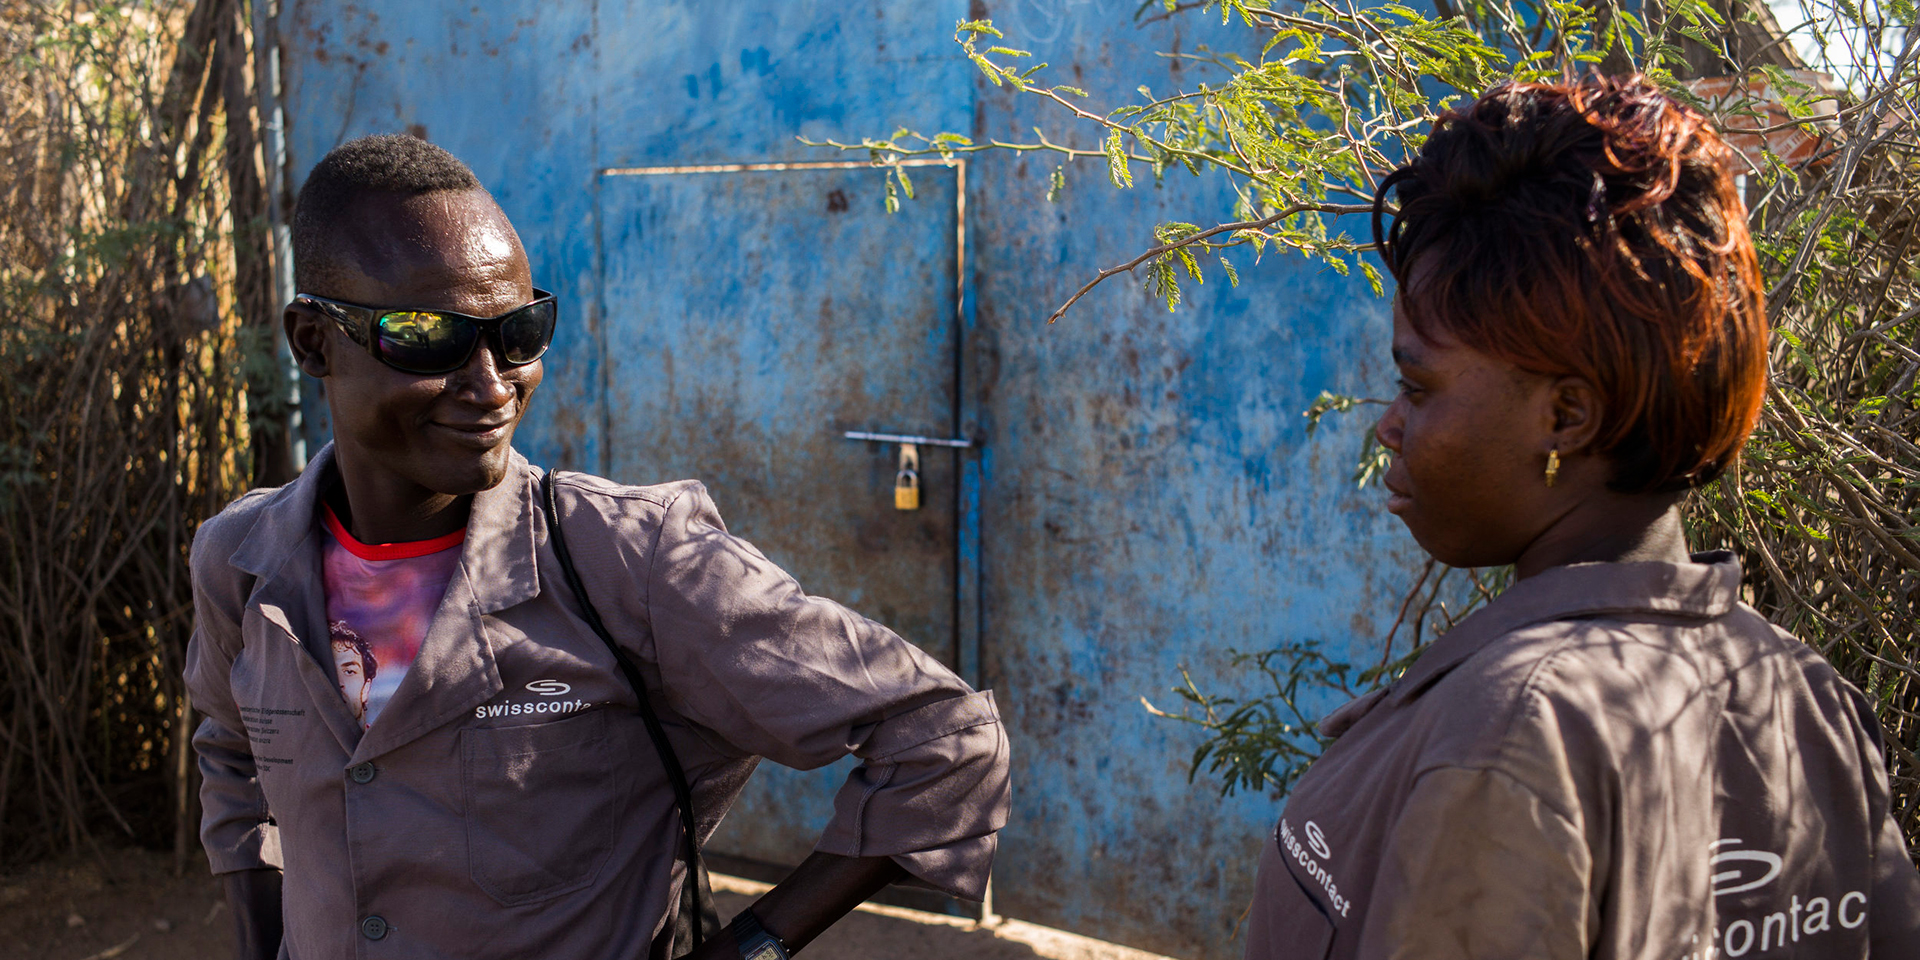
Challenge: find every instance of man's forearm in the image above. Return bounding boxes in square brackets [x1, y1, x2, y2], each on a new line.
[688, 851, 906, 958]
[751, 851, 906, 951]
[222, 867, 284, 960]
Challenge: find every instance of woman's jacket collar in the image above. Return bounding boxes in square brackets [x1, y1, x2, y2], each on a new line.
[1390, 551, 1742, 708]
[1318, 552, 1744, 739]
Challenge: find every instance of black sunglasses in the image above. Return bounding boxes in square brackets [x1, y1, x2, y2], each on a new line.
[293, 289, 558, 376]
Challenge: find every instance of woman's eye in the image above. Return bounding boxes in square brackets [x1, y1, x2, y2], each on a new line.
[1396, 378, 1422, 398]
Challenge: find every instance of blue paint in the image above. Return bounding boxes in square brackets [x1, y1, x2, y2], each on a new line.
[276, 2, 1427, 956]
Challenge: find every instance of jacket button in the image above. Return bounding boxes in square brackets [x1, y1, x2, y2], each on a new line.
[348, 762, 376, 784]
[360, 915, 388, 940]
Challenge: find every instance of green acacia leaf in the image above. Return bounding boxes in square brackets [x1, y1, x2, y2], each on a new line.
[955, 19, 1003, 39]
[1105, 129, 1134, 188]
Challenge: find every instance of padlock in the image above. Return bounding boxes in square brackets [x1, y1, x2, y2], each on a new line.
[894, 469, 921, 511]
[892, 442, 922, 511]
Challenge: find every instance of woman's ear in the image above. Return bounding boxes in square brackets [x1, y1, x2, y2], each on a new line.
[1548, 376, 1605, 455]
[285, 303, 331, 379]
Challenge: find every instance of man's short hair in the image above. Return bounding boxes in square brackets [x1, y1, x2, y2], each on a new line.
[292, 134, 484, 294]
[1375, 74, 1768, 494]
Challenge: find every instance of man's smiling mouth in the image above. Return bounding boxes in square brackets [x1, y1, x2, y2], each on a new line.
[432, 418, 514, 445]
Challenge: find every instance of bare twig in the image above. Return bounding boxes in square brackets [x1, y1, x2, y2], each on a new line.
[1046, 201, 1376, 322]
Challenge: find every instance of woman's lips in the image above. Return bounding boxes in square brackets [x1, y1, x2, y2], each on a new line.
[1383, 475, 1412, 515]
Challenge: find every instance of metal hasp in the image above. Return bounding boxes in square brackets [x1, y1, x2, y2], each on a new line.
[842, 430, 974, 449]
[843, 432, 973, 512]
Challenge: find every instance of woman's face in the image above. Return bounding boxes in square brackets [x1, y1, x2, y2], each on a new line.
[1374, 300, 1563, 568]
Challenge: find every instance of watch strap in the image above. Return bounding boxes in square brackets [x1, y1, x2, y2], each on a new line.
[729, 908, 790, 960]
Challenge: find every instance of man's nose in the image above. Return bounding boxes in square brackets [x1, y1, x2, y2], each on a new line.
[452, 339, 516, 408]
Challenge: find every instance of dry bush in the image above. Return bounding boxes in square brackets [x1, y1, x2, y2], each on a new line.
[0, 0, 277, 871]
[1694, 54, 1920, 842]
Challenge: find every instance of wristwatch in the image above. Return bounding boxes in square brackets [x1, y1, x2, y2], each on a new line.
[729, 908, 791, 960]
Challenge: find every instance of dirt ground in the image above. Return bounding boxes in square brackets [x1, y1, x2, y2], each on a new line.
[0, 849, 1173, 960]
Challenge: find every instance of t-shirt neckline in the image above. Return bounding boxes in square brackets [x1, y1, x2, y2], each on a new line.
[322, 502, 467, 561]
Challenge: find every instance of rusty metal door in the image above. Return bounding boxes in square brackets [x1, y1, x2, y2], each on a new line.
[595, 161, 972, 868]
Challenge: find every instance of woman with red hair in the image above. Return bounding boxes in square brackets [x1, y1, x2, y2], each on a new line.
[1246, 76, 1920, 958]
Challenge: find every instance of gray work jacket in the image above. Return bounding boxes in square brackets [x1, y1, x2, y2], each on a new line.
[186, 446, 1009, 960]
[1245, 553, 1920, 959]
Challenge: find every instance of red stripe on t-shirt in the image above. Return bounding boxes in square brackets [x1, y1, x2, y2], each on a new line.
[322, 503, 467, 561]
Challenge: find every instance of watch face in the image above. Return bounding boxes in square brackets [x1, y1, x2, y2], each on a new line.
[743, 943, 785, 960]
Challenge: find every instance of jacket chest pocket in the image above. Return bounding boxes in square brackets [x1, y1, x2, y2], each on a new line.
[1247, 831, 1340, 960]
[1279, 865, 1339, 960]
[460, 710, 619, 905]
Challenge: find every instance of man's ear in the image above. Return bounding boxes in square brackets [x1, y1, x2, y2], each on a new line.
[285, 303, 332, 379]
[1547, 376, 1605, 455]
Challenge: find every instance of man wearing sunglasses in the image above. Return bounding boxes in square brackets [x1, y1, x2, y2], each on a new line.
[185, 134, 1009, 960]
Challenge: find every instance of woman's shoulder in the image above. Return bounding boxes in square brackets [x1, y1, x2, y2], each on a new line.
[1414, 602, 1869, 787]
[1511, 601, 1852, 719]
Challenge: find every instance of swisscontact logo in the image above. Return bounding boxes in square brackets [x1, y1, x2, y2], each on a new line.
[1279, 819, 1351, 917]
[472, 679, 587, 720]
[1680, 838, 1871, 959]
[1304, 821, 1332, 860]
[1710, 838, 1783, 896]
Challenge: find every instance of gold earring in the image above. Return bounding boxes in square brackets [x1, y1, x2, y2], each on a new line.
[1545, 449, 1561, 488]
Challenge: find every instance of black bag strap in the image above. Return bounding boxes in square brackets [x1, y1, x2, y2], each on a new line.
[539, 470, 721, 956]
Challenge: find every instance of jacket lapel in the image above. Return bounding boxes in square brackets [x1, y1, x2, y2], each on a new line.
[228, 444, 366, 756]
[348, 453, 542, 762]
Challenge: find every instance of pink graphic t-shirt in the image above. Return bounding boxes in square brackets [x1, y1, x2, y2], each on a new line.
[321, 503, 465, 729]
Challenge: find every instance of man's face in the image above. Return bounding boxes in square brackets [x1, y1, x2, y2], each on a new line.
[299, 188, 543, 501]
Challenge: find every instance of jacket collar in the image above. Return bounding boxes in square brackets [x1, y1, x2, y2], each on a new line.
[1387, 551, 1742, 708]
[228, 443, 334, 580]
[226, 444, 545, 760]
[229, 444, 543, 616]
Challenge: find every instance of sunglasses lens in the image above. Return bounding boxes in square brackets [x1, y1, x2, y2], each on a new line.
[499, 300, 556, 365]
[377, 311, 476, 374]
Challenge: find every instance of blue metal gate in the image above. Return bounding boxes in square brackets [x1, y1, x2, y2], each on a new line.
[595, 160, 972, 867]
[275, 3, 1422, 955]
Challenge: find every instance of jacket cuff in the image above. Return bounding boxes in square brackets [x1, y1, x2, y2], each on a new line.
[814, 692, 1009, 901]
[202, 820, 283, 875]
[888, 834, 998, 901]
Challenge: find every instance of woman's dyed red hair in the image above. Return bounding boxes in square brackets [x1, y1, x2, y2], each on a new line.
[1374, 75, 1769, 493]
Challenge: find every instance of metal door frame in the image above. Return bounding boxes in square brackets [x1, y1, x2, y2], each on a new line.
[595, 158, 983, 690]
